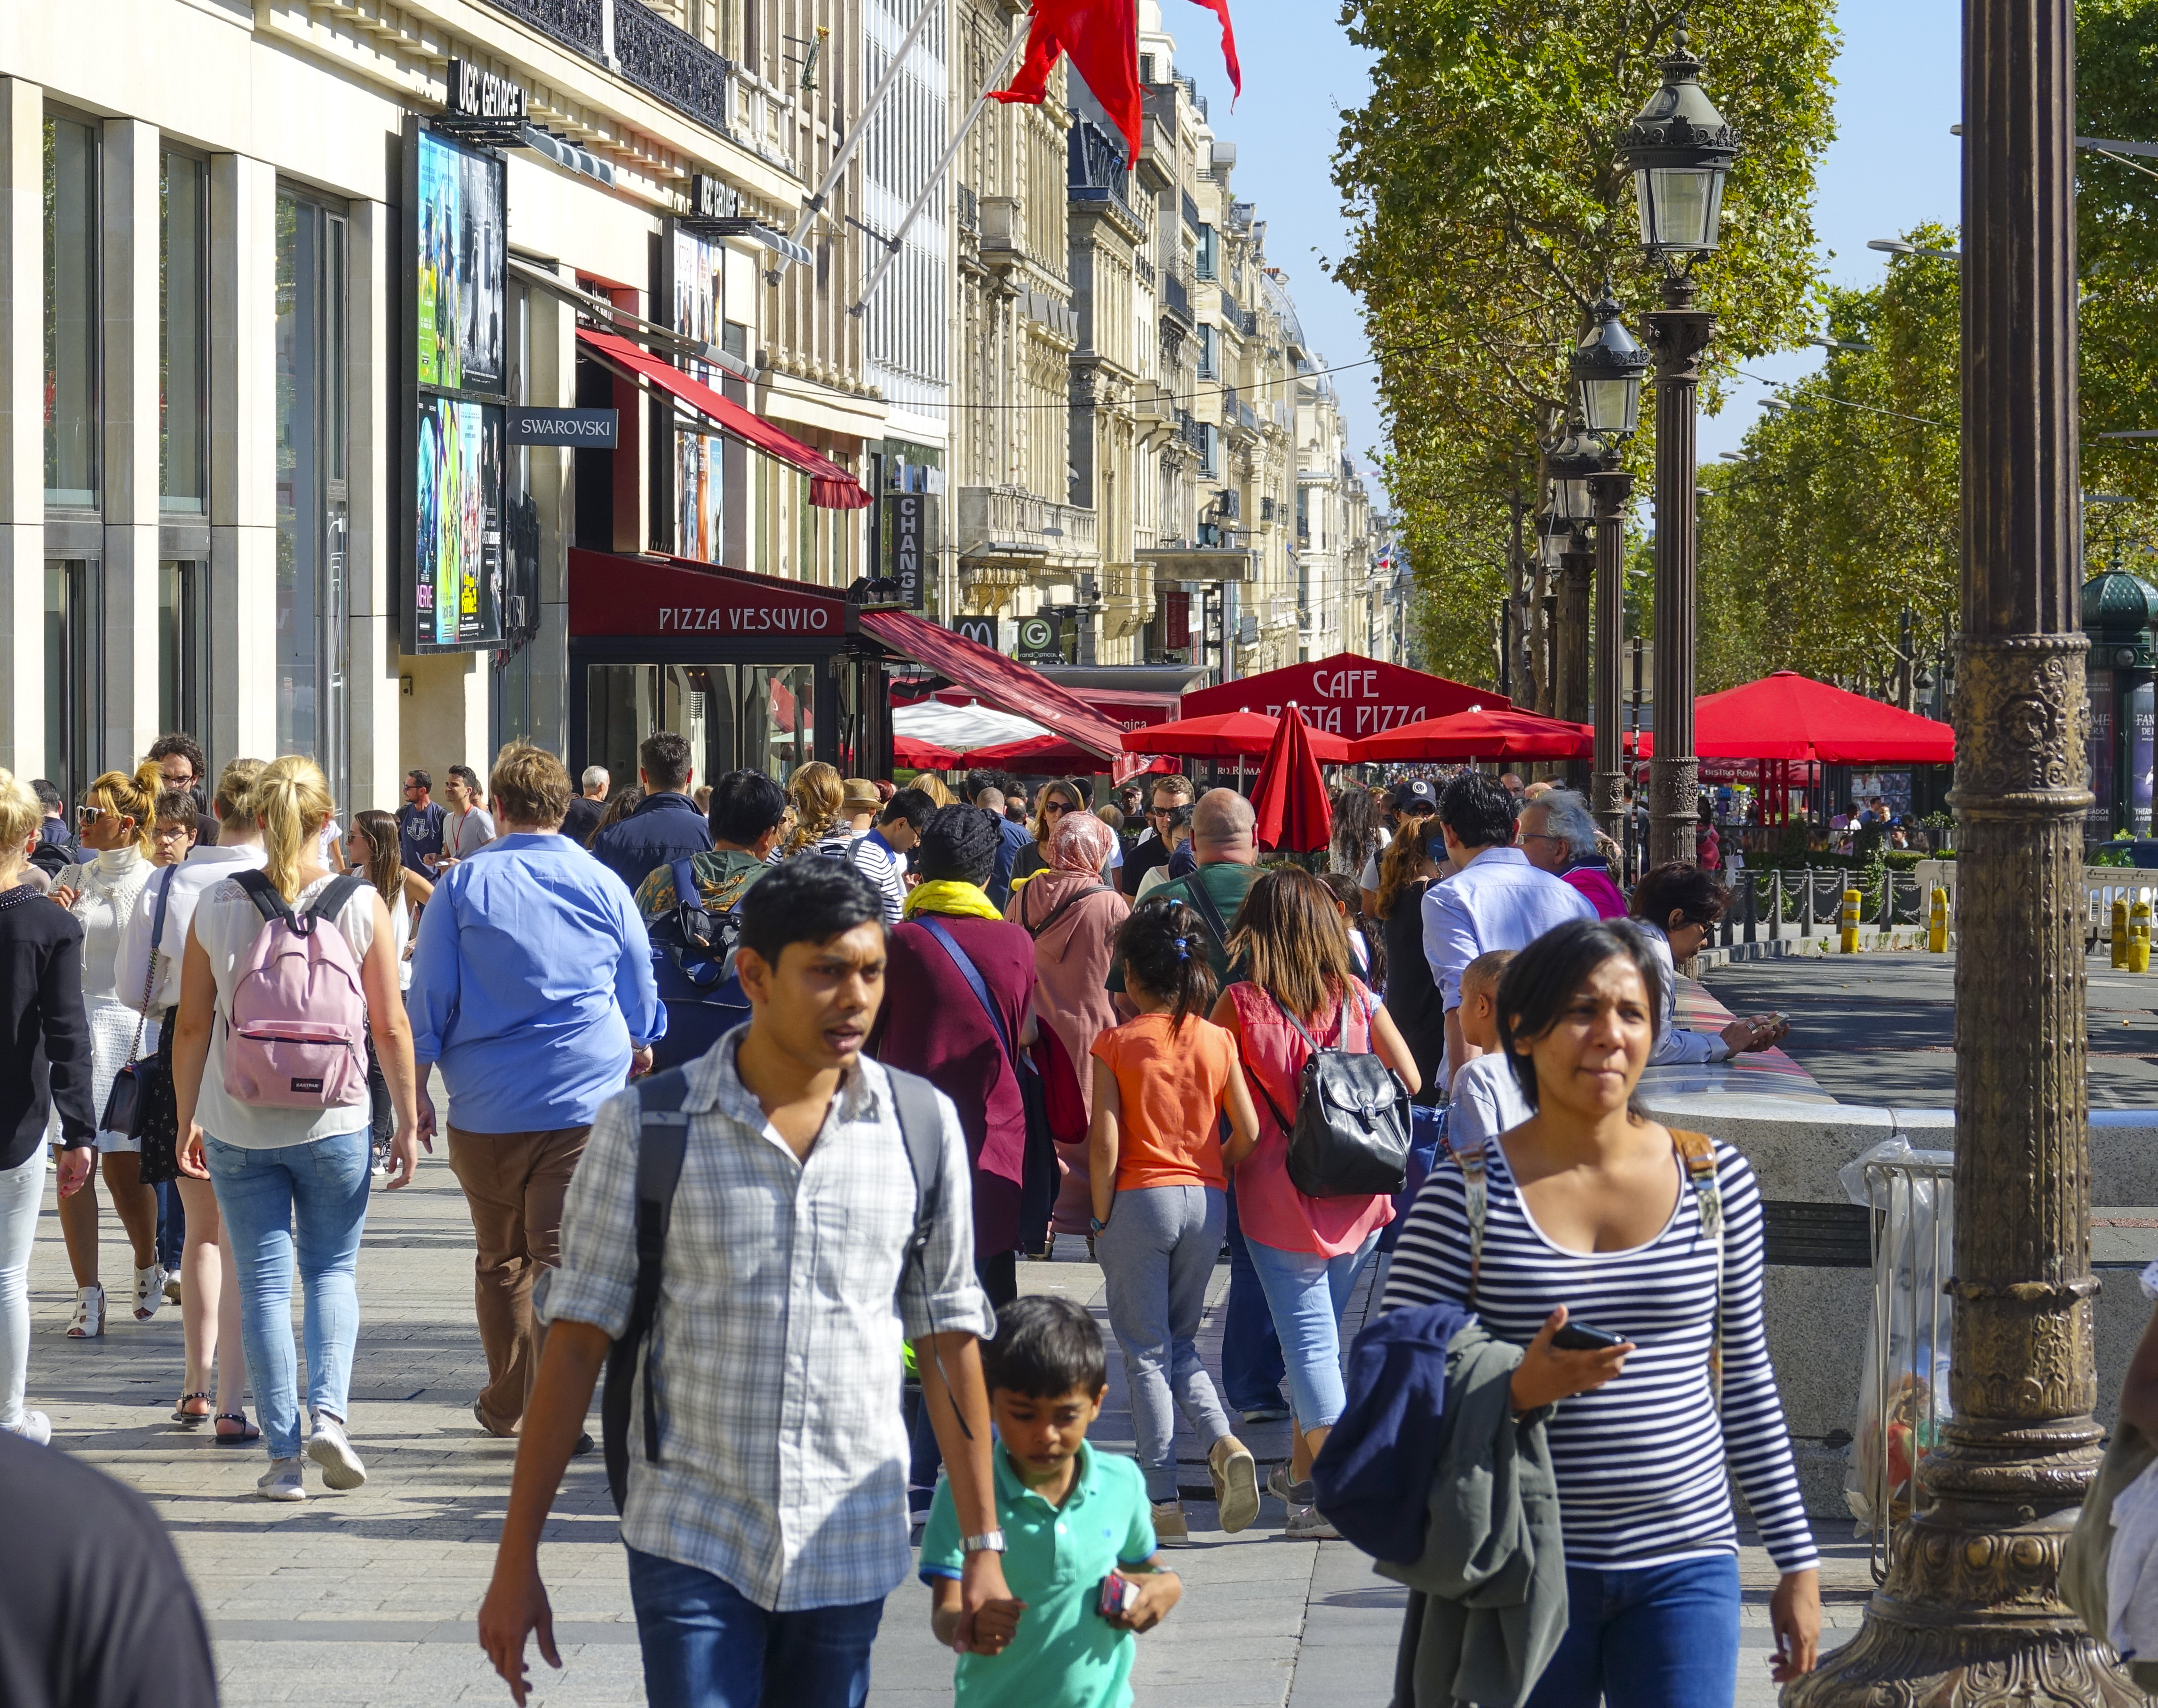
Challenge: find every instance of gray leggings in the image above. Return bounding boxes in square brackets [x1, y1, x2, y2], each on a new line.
[1096, 1182, 1232, 1502]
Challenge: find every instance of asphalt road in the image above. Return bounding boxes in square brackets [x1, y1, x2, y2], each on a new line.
[1704, 950, 2158, 1109]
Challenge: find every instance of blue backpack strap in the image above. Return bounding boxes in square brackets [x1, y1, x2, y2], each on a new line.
[916, 917, 1017, 1072]
[601, 1067, 693, 1514]
[670, 856, 701, 915]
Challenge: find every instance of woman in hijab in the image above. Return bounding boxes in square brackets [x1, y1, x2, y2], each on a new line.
[1008, 809, 1130, 1248]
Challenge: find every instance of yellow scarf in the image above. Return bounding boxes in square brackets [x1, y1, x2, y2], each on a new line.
[903, 879, 1006, 921]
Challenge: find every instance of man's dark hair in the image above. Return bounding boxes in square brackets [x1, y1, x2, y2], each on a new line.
[879, 787, 934, 835]
[406, 768, 433, 793]
[1438, 773, 1519, 852]
[1630, 860, 1730, 932]
[981, 1295, 1107, 1399]
[1495, 918, 1665, 1110]
[736, 857, 884, 968]
[918, 804, 1000, 886]
[640, 730, 694, 792]
[30, 780, 62, 813]
[709, 769, 788, 847]
[147, 732, 206, 781]
[447, 764, 481, 795]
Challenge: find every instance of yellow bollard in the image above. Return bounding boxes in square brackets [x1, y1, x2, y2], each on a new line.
[1927, 886, 1950, 953]
[2135, 900, 2153, 974]
[1840, 887, 1862, 954]
[2116, 898, 2132, 969]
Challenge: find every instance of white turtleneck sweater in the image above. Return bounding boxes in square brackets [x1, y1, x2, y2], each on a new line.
[49, 845, 155, 1138]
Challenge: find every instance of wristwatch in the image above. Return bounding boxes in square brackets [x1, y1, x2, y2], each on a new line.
[962, 1530, 1008, 1555]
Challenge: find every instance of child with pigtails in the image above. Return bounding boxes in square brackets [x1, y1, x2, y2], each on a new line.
[1087, 897, 1265, 1544]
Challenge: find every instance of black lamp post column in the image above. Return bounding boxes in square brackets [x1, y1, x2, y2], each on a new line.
[1557, 530, 1594, 789]
[1644, 280, 1712, 870]
[1590, 459, 1635, 846]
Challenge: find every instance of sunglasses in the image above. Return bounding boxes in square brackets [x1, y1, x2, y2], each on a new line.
[78, 805, 111, 824]
[1043, 799, 1075, 815]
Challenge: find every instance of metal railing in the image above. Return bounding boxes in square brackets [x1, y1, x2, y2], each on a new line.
[1162, 271, 1193, 325]
[1717, 868, 1929, 946]
[487, 0, 733, 136]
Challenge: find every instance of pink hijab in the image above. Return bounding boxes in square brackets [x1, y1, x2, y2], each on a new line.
[1050, 809, 1117, 874]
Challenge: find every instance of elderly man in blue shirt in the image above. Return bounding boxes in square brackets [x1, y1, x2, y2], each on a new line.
[407, 742, 663, 1446]
[1422, 771, 1594, 1092]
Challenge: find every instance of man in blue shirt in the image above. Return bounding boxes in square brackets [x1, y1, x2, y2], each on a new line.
[406, 742, 663, 1446]
[398, 769, 446, 874]
[971, 783, 1032, 910]
[590, 731, 709, 894]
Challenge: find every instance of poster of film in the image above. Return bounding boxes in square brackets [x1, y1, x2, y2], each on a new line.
[671, 231, 724, 564]
[403, 118, 508, 651]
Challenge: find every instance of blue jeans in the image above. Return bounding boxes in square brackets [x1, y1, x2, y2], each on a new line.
[1526, 1556, 1741, 1708]
[1222, 1182, 1287, 1412]
[1243, 1231, 1380, 1430]
[627, 1547, 884, 1708]
[205, 1130, 372, 1461]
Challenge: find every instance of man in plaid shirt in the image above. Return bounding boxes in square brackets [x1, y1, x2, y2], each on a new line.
[478, 860, 1011, 1708]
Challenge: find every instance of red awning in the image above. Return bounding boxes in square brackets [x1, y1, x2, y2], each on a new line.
[859, 609, 1130, 764]
[575, 328, 872, 511]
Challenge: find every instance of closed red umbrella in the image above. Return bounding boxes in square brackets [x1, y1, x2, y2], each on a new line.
[1251, 703, 1335, 853]
[1352, 706, 1592, 763]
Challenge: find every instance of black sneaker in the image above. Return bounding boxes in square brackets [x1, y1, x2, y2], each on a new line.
[572, 1432, 596, 1457]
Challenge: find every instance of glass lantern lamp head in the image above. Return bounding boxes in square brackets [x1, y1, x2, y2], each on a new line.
[1618, 19, 1740, 256]
[1536, 511, 1570, 570]
[1544, 423, 1604, 526]
[1573, 285, 1650, 436]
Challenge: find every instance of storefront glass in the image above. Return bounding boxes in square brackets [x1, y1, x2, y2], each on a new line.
[44, 113, 98, 507]
[159, 559, 211, 745]
[276, 191, 351, 812]
[161, 150, 208, 511]
[584, 662, 818, 787]
[44, 560, 97, 806]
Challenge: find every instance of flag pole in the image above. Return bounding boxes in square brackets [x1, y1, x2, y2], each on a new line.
[850, 15, 1031, 318]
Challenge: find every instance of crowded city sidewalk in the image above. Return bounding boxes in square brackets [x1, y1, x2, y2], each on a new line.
[15, 1116, 1857, 1707]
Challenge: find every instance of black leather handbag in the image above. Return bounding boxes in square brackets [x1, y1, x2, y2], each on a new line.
[1257, 990, 1411, 1200]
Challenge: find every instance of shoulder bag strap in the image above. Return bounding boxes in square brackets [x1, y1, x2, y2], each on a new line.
[602, 1067, 692, 1511]
[123, 866, 180, 1062]
[1182, 871, 1233, 953]
[1024, 882, 1114, 942]
[1443, 1136, 1489, 1309]
[1671, 1128, 1726, 1405]
[917, 917, 1018, 1073]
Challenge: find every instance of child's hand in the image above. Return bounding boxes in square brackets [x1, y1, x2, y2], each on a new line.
[1109, 1570, 1180, 1633]
[963, 1596, 1027, 1656]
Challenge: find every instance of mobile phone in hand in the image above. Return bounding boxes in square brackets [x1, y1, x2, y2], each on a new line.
[1552, 1321, 1628, 1352]
[1098, 1572, 1141, 1619]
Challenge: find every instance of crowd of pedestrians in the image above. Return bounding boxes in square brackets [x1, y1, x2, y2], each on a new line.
[0, 726, 1833, 1708]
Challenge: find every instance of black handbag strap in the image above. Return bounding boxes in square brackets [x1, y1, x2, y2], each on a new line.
[1181, 871, 1233, 954]
[124, 866, 178, 1064]
[1021, 880, 1113, 942]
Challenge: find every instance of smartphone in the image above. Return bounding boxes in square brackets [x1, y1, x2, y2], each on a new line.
[1552, 1321, 1628, 1352]
[1097, 1572, 1142, 1620]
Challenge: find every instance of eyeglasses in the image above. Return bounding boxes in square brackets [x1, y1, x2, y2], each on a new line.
[150, 822, 194, 842]
[1519, 831, 1564, 845]
[403, 782, 423, 793]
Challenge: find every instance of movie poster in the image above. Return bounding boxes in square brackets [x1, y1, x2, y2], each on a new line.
[416, 130, 505, 395]
[414, 396, 503, 647]
[671, 231, 726, 563]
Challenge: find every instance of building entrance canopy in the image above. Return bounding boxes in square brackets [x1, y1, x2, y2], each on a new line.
[1179, 652, 1509, 738]
[860, 609, 1130, 765]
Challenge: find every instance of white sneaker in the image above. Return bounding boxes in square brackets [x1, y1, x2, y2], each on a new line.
[2, 1411, 51, 1445]
[305, 1410, 367, 1490]
[133, 1263, 169, 1322]
[257, 1457, 308, 1501]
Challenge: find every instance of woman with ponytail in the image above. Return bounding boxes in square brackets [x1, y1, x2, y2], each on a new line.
[1087, 897, 1265, 1544]
[170, 755, 420, 1500]
[48, 760, 163, 1336]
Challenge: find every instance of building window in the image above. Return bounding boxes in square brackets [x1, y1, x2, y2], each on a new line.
[275, 190, 351, 813]
[159, 559, 212, 745]
[1195, 223, 1218, 281]
[161, 151, 209, 512]
[44, 559, 98, 806]
[44, 112, 99, 508]
[1196, 324, 1216, 379]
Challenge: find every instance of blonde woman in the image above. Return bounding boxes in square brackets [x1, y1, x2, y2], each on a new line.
[780, 759, 845, 857]
[912, 773, 957, 808]
[49, 762, 164, 1336]
[0, 768, 97, 1442]
[170, 756, 421, 1500]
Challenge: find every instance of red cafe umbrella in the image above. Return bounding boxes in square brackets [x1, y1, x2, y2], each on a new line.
[959, 732, 1100, 770]
[1251, 703, 1334, 853]
[1352, 706, 1592, 763]
[894, 734, 962, 769]
[1121, 710, 1354, 762]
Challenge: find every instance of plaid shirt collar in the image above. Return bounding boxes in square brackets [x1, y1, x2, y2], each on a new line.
[677, 1027, 884, 1136]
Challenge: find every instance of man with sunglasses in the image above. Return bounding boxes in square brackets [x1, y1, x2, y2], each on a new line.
[398, 770, 447, 875]
[1118, 774, 1193, 899]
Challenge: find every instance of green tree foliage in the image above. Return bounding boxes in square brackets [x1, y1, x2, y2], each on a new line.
[1332, 0, 1838, 688]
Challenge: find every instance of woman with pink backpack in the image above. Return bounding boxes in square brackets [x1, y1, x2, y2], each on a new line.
[169, 755, 421, 1500]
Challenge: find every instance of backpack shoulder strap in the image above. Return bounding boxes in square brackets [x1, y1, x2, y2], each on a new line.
[231, 867, 294, 927]
[1670, 1129, 1726, 1404]
[1444, 1136, 1489, 1309]
[303, 874, 368, 929]
[1024, 882, 1114, 942]
[670, 856, 701, 915]
[883, 1066, 947, 1268]
[601, 1067, 693, 1513]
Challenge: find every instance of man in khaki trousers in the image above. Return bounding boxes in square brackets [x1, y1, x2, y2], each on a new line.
[406, 743, 664, 1444]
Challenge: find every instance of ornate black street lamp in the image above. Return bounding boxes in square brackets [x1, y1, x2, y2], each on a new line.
[1543, 423, 1603, 780]
[1618, 19, 1736, 869]
[1573, 287, 1650, 843]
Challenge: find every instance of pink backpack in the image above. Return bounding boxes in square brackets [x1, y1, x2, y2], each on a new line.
[221, 870, 372, 1109]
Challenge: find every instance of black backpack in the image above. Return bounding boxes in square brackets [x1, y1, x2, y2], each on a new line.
[1248, 990, 1411, 1199]
[600, 1063, 953, 1513]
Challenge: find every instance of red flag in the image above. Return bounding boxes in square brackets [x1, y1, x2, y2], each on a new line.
[992, 0, 1241, 161]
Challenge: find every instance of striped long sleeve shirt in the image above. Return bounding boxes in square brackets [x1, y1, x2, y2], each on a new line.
[1380, 1133, 1819, 1574]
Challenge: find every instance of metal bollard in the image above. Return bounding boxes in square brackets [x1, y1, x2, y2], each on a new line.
[1927, 886, 1950, 953]
[1769, 869, 1784, 943]
[1801, 873, 1814, 938]
[1841, 887, 1862, 954]
[2136, 899, 2153, 974]
[2116, 898, 2132, 969]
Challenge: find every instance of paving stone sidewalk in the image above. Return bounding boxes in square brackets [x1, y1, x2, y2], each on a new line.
[21, 1157, 1852, 1705]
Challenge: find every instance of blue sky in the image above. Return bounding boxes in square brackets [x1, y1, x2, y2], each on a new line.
[1184, 0, 1965, 486]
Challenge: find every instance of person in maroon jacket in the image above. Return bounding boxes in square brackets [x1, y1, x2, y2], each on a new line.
[1519, 790, 1628, 920]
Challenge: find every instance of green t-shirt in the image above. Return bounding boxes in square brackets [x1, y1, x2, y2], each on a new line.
[919, 1442, 1158, 1708]
[1106, 860, 1259, 993]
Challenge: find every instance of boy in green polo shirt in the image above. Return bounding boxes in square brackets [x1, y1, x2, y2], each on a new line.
[920, 1297, 1181, 1707]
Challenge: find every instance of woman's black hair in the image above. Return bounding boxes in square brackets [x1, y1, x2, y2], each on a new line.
[1494, 918, 1665, 1109]
[981, 1295, 1107, 1399]
[1113, 897, 1218, 1031]
[1629, 860, 1729, 931]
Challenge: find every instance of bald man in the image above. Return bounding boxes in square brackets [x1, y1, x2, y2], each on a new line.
[1109, 787, 1258, 991]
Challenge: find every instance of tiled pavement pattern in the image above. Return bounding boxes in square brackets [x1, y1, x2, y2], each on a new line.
[22, 1151, 1855, 1705]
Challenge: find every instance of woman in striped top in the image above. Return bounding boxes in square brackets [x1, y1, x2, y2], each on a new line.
[1381, 917, 1819, 1706]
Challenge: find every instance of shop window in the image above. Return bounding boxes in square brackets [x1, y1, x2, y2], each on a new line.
[161, 151, 208, 512]
[275, 190, 351, 813]
[584, 662, 817, 786]
[159, 560, 211, 747]
[44, 112, 98, 508]
[44, 560, 98, 807]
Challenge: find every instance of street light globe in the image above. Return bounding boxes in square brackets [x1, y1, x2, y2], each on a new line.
[1619, 22, 1740, 255]
[1544, 422, 1605, 524]
[1573, 286, 1650, 436]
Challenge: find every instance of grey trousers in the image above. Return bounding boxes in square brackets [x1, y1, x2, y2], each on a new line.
[1097, 1181, 1233, 1501]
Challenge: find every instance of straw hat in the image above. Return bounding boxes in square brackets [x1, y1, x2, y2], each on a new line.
[840, 777, 884, 814]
